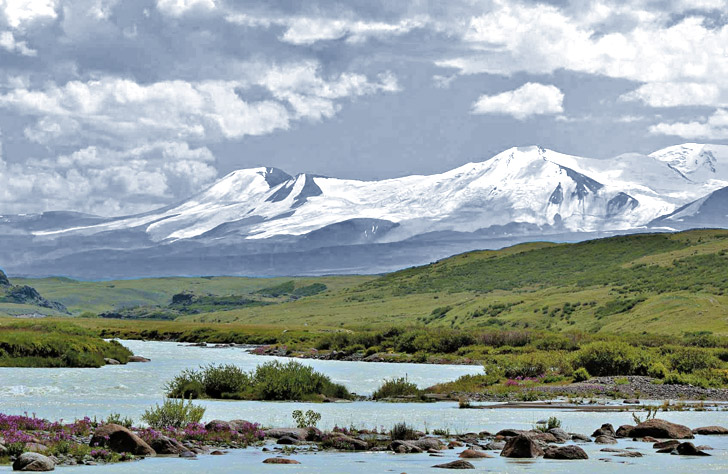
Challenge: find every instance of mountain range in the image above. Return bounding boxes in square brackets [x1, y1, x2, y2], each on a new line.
[1, 143, 726, 279]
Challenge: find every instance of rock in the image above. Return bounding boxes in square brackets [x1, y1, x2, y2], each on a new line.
[523, 431, 558, 443]
[433, 460, 475, 469]
[673, 442, 710, 456]
[478, 430, 492, 438]
[128, 356, 150, 362]
[326, 434, 367, 451]
[277, 436, 299, 445]
[548, 428, 570, 443]
[615, 451, 643, 458]
[229, 419, 253, 431]
[594, 436, 617, 444]
[204, 420, 232, 431]
[89, 424, 155, 456]
[696, 445, 713, 450]
[631, 419, 694, 439]
[448, 441, 464, 449]
[653, 440, 680, 450]
[12, 453, 55, 471]
[149, 436, 187, 455]
[305, 427, 323, 442]
[411, 437, 445, 451]
[264, 428, 308, 441]
[263, 458, 301, 464]
[210, 451, 225, 455]
[543, 445, 589, 460]
[500, 434, 544, 458]
[179, 451, 196, 458]
[692, 426, 728, 435]
[103, 358, 120, 365]
[459, 449, 492, 458]
[623, 399, 640, 404]
[390, 440, 423, 454]
[571, 433, 591, 442]
[616, 425, 635, 438]
[592, 424, 616, 438]
[495, 429, 525, 438]
[483, 441, 506, 450]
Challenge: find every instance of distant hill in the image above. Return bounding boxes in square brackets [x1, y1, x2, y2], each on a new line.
[0, 268, 68, 315]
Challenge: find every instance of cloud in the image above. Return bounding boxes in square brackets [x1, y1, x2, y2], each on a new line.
[471, 83, 564, 120]
[0, 30, 35, 55]
[0, 62, 399, 146]
[0, 0, 58, 29]
[225, 13, 427, 45]
[155, 0, 216, 17]
[436, 1, 728, 109]
[650, 109, 728, 139]
[0, 141, 219, 216]
[620, 82, 723, 107]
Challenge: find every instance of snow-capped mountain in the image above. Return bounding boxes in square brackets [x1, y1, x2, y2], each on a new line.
[2, 143, 728, 278]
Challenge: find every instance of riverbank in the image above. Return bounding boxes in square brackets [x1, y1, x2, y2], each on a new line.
[2, 411, 727, 471]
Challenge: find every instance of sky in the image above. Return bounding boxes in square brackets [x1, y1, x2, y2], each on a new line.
[1, 0, 728, 216]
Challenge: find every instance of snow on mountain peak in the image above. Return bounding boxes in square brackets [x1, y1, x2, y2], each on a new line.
[650, 143, 728, 182]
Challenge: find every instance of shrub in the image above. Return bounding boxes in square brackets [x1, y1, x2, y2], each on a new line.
[647, 362, 668, 379]
[498, 351, 572, 378]
[390, 422, 417, 441]
[292, 409, 321, 428]
[201, 364, 249, 398]
[165, 368, 206, 399]
[372, 376, 421, 400]
[573, 342, 649, 376]
[666, 347, 721, 374]
[534, 416, 561, 432]
[141, 399, 205, 429]
[105, 413, 133, 429]
[572, 367, 590, 382]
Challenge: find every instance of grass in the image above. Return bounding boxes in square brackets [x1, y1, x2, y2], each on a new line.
[0, 321, 132, 367]
[372, 376, 422, 400]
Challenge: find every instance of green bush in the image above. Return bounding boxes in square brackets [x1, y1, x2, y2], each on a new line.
[572, 367, 590, 382]
[647, 362, 668, 379]
[666, 347, 721, 374]
[372, 377, 421, 400]
[390, 422, 417, 441]
[573, 341, 649, 376]
[141, 398, 205, 428]
[201, 364, 250, 398]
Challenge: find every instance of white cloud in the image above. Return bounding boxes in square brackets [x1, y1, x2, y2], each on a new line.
[0, 63, 399, 146]
[471, 83, 564, 120]
[650, 109, 728, 139]
[226, 13, 427, 45]
[0, 141, 219, 216]
[436, 0, 728, 109]
[620, 82, 723, 107]
[0, 30, 35, 55]
[0, 0, 58, 29]
[155, 0, 216, 17]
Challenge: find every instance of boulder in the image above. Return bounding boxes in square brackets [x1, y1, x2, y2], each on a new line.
[483, 441, 506, 450]
[631, 419, 694, 439]
[210, 450, 225, 455]
[615, 451, 643, 458]
[571, 433, 591, 442]
[128, 356, 150, 362]
[543, 445, 589, 460]
[616, 425, 635, 438]
[264, 428, 308, 441]
[692, 426, 728, 435]
[204, 420, 232, 431]
[448, 440, 464, 449]
[179, 451, 196, 458]
[592, 424, 616, 438]
[262, 458, 301, 464]
[673, 442, 710, 456]
[459, 449, 492, 458]
[495, 429, 525, 438]
[653, 440, 680, 450]
[500, 434, 544, 458]
[277, 436, 299, 445]
[524, 431, 558, 443]
[594, 436, 617, 444]
[390, 440, 423, 454]
[326, 434, 367, 450]
[229, 419, 254, 431]
[411, 437, 445, 451]
[149, 436, 188, 455]
[103, 358, 120, 365]
[12, 452, 55, 471]
[433, 460, 475, 469]
[548, 428, 570, 443]
[89, 424, 155, 456]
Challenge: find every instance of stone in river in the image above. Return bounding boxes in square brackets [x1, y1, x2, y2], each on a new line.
[459, 448, 492, 458]
[631, 419, 693, 439]
[432, 460, 475, 469]
[263, 458, 301, 464]
[543, 445, 589, 460]
[500, 434, 544, 458]
[12, 452, 55, 471]
[692, 426, 728, 435]
[89, 424, 155, 456]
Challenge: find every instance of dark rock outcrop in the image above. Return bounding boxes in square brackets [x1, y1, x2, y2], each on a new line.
[433, 460, 475, 469]
[631, 419, 694, 439]
[500, 434, 544, 458]
[693, 426, 728, 435]
[594, 435, 617, 444]
[12, 452, 55, 471]
[592, 423, 616, 438]
[673, 442, 710, 456]
[89, 424, 155, 456]
[616, 425, 635, 438]
[262, 458, 300, 464]
[149, 436, 187, 455]
[544, 445, 589, 460]
[459, 449, 492, 458]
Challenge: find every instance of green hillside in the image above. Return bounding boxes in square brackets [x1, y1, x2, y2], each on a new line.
[2, 229, 727, 336]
